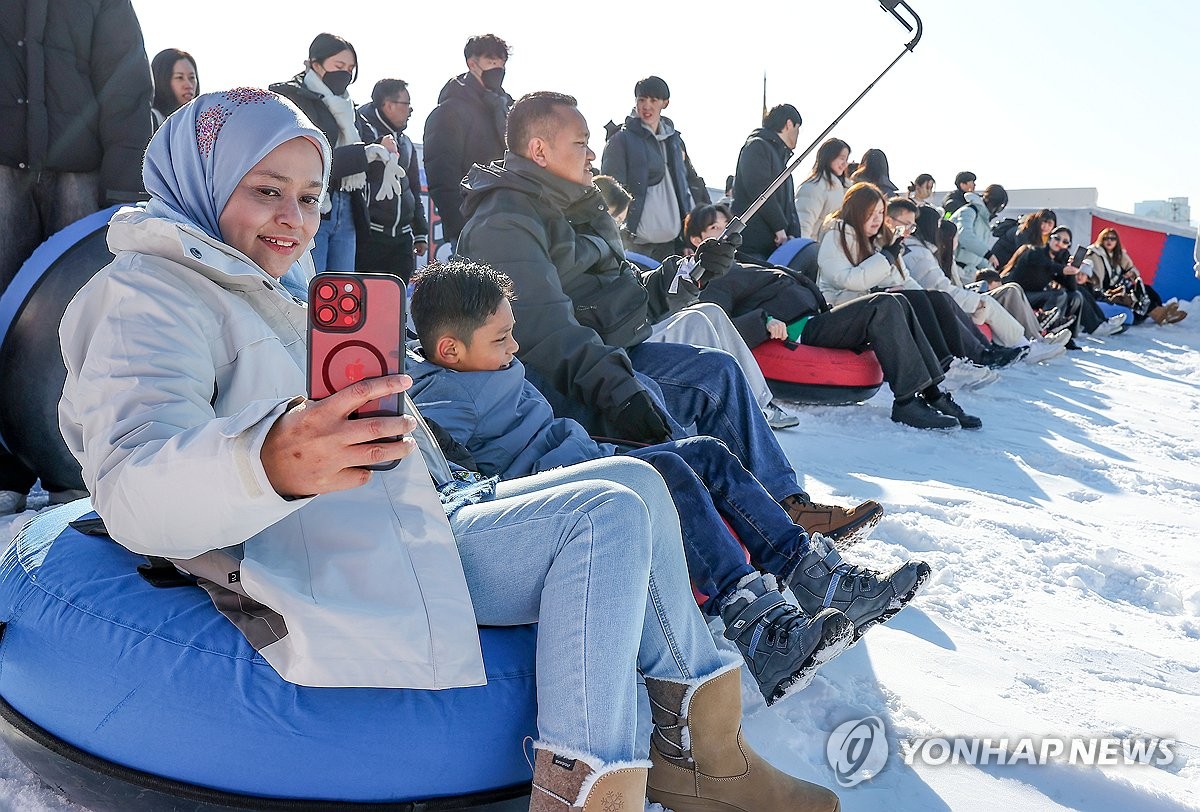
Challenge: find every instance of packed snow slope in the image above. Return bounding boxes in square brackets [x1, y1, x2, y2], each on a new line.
[2, 300, 1198, 811]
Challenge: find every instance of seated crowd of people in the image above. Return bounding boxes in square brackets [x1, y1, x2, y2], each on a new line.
[3, 19, 1191, 812]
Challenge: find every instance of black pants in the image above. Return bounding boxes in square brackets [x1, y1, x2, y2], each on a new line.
[801, 293, 944, 401]
[893, 289, 990, 368]
[356, 230, 416, 282]
[1074, 286, 1110, 333]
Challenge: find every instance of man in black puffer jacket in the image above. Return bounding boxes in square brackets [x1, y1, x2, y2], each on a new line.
[730, 104, 803, 261]
[422, 34, 514, 246]
[458, 91, 880, 536]
[0, 0, 151, 514]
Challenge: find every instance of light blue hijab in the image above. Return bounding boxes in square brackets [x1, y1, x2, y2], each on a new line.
[143, 88, 332, 272]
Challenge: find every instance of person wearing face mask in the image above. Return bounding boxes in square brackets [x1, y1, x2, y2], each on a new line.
[422, 34, 514, 248]
[271, 33, 394, 288]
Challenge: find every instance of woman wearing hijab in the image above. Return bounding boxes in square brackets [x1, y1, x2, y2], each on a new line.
[270, 33, 402, 290]
[56, 89, 837, 812]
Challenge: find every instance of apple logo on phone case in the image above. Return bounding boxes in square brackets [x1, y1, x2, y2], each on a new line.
[322, 341, 388, 394]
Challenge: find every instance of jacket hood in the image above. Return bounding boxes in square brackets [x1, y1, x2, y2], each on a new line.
[356, 101, 407, 135]
[623, 113, 677, 140]
[460, 153, 595, 220]
[106, 207, 297, 295]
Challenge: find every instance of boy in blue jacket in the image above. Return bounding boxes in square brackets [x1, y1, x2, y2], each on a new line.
[408, 260, 930, 705]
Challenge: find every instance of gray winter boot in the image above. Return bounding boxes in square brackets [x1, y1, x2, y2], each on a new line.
[786, 535, 931, 639]
[719, 572, 854, 705]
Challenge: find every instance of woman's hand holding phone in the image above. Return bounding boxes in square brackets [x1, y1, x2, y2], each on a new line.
[261, 375, 417, 499]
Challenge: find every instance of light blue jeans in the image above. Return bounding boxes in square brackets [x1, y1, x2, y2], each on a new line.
[450, 457, 736, 763]
[311, 191, 357, 273]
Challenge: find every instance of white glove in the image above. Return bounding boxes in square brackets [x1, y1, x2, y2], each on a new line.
[364, 145, 404, 202]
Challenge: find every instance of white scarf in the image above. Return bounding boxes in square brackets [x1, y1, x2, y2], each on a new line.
[303, 69, 366, 199]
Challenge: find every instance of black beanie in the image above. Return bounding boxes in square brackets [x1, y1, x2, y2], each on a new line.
[634, 75, 670, 100]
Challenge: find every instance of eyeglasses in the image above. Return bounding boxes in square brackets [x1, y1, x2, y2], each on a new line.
[888, 219, 916, 233]
[387, 99, 413, 108]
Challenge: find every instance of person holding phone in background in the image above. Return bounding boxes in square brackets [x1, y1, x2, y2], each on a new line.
[56, 89, 842, 812]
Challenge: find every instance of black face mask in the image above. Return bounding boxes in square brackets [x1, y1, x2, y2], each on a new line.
[321, 70, 353, 96]
[480, 67, 505, 93]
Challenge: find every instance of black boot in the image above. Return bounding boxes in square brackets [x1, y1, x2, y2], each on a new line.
[891, 396, 959, 429]
[924, 391, 983, 429]
[786, 537, 932, 639]
[719, 573, 853, 705]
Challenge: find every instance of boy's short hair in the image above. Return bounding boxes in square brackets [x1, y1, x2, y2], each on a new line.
[634, 75, 669, 100]
[410, 260, 516, 357]
[505, 91, 578, 155]
[371, 78, 408, 107]
[762, 103, 801, 132]
[886, 196, 919, 217]
[593, 174, 632, 217]
[974, 269, 1002, 285]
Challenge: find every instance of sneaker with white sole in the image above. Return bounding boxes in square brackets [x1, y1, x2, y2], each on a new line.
[1023, 338, 1067, 364]
[1042, 327, 1072, 347]
[1091, 313, 1127, 337]
[762, 400, 800, 429]
[942, 358, 999, 391]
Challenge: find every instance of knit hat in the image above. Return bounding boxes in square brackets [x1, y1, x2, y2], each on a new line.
[634, 75, 670, 100]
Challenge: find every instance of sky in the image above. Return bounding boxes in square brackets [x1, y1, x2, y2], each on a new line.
[135, 0, 1198, 219]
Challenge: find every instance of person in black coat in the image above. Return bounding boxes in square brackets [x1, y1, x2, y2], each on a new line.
[356, 79, 430, 281]
[0, 0, 152, 513]
[687, 204, 974, 430]
[730, 104, 803, 261]
[941, 170, 976, 216]
[1002, 227, 1112, 335]
[422, 34, 514, 246]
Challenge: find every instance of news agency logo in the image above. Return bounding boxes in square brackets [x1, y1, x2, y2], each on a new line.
[826, 716, 888, 787]
[825, 717, 1178, 787]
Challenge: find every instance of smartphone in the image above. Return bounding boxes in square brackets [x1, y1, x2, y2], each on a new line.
[307, 272, 406, 470]
[1069, 246, 1087, 268]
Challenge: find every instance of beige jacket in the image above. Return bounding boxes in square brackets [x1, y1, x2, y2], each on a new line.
[59, 208, 486, 689]
[817, 219, 919, 307]
[794, 175, 847, 239]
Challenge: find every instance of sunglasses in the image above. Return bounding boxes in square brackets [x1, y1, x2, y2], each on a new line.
[1050, 236, 1071, 245]
[1102, 236, 1117, 242]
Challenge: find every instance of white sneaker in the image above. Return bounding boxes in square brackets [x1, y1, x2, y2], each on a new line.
[1092, 313, 1127, 337]
[762, 400, 800, 429]
[1043, 327, 1072, 347]
[0, 490, 28, 516]
[1023, 338, 1066, 364]
[942, 359, 1000, 391]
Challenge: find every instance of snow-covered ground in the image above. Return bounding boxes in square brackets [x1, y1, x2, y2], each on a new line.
[2, 302, 1198, 811]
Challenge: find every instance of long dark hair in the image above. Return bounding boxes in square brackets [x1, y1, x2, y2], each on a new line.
[849, 148, 892, 190]
[936, 219, 958, 278]
[1015, 208, 1056, 247]
[151, 48, 198, 116]
[833, 182, 887, 266]
[1095, 227, 1126, 261]
[805, 138, 851, 186]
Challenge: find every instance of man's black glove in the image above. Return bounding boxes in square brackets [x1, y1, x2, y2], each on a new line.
[611, 390, 673, 445]
[879, 238, 904, 263]
[694, 236, 738, 282]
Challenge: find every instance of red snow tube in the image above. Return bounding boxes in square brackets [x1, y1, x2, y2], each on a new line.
[752, 339, 884, 405]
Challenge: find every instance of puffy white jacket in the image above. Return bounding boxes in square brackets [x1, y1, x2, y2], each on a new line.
[817, 219, 919, 307]
[903, 236, 984, 311]
[794, 175, 847, 239]
[950, 193, 996, 270]
[59, 208, 486, 690]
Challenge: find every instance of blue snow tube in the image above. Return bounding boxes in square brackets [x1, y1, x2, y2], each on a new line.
[0, 205, 122, 490]
[0, 501, 536, 811]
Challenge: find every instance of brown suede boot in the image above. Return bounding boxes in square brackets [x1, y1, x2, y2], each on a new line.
[529, 748, 647, 812]
[645, 669, 840, 811]
[1148, 305, 1170, 325]
[781, 495, 883, 549]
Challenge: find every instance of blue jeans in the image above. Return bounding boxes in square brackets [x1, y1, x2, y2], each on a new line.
[629, 437, 815, 612]
[450, 457, 735, 763]
[310, 191, 357, 273]
[626, 342, 806, 503]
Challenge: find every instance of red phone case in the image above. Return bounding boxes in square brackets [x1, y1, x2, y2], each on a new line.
[307, 272, 406, 469]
